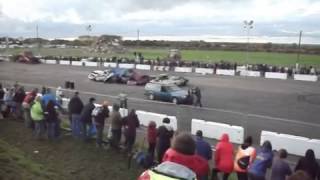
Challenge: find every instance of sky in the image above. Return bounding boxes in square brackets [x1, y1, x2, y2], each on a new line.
[0, 0, 320, 44]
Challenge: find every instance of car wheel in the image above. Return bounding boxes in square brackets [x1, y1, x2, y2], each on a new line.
[172, 98, 178, 104]
[149, 94, 155, 100]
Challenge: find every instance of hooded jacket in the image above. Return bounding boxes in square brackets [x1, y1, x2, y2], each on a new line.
[163, 148, 209, 178]
[295, 149, 320, 180]
[214, 134, 234, 173]
[248, 141, 273, 178]
[68, 95, 84, 114]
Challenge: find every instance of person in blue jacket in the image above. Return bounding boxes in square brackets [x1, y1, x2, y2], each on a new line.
[248, 141, 273, 180]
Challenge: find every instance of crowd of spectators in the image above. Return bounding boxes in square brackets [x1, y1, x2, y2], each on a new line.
[1, 82, 319, 180]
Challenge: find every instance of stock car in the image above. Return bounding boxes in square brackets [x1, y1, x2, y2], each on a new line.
[144, 82, 193, 104]
[150, 74, 189, 86]
[88, 68, 150, 85]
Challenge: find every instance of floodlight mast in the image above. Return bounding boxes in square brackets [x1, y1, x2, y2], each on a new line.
[243, 20, 254, 66]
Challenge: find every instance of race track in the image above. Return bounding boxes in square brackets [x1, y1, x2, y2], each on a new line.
[1, 62, 320, 142]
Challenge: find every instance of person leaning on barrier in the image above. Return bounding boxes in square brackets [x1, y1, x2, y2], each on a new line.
[79, 97, 96, 141]
[156, 117, 174, 163]
[271, 149, 292, 180]
[234, 136, 257, 180]
[68, 91, 84, 138]
[92, 101, 109, 148]
[295, 149, 320, 180]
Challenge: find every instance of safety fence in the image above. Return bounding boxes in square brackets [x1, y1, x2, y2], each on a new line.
[40, 59, 319, 82]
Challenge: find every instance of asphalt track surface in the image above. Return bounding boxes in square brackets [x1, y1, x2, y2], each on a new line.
[1, 62, 320, 142]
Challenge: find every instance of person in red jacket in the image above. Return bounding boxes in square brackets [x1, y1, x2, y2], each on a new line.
[147, 121, 157, 161]
[212, 133, 234, 180]
[162, 132, 209, 179]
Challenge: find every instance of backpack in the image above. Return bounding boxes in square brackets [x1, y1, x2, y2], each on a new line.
[237, 155, 250, 170]
[91, 106, 102, 117]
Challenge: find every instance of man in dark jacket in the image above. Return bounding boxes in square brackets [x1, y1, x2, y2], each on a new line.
[109, 104, 122, 149]
[123, 109, 140, 153]
[157, 117, 174, 163]
[195, 130, 212, 180]
[80, 97, 95, 141]
[295, 149, 320, 180]
[13, 86, 26, 119]
[193, 87, 202, 107]
[271, 149, 292, 180]
[68, 92, 84, 138]
[93, 101, 109, 148]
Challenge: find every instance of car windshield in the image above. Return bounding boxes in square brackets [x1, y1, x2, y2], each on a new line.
[166, 85, 180, 92]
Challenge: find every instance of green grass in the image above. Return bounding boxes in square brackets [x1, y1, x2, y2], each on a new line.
[2, 47, 320, 66]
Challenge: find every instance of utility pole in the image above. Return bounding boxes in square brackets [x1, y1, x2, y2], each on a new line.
[297, 30, 302, 64]
[36, 24, 40, 56]
[243, 20, 254, 65]
[137, 29, 140, 48]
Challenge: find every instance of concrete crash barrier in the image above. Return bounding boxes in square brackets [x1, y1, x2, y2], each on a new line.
[71, 61, 83, 66]
[154, 66, 169, 71]
[61, 98, 70, 109]
[119, 63, 135, 69]
[45, 60, 57, 64]
[260, 131, 320, 157]
[191, 119, 244, 144]
[85, 62, 98, 67]
[40, 59, 46, 63]
[174, 67, 193, 73]
[216, 69, 236, 76]
[59, 60, 70, 65]
[293, 74, 318, 82]
[103, 62, 117, 68]
[240, 70, 261, 77]
[265, 72, 287, 80]
[136, 110, 178, 131]
[195, 68, 214, 75]
[136, 64, 151, 70]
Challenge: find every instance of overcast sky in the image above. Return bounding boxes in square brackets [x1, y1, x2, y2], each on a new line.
[0, 0, 319, 44]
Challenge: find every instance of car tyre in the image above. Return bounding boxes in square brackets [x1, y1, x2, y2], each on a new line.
[172, 97, 178, 104]
[149, 94, 155, 100]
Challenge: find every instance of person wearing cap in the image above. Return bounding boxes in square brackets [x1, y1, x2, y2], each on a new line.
[156, 117, 174, 163]
[68, 91, 84, 138]
[195, 130, 212, 180]
[80, 97, 96, 141]
[92, 101, 109, 148]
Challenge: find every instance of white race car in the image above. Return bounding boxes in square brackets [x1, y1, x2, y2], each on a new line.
[150, 74, 189, 86]
[88, 69, 113, 82]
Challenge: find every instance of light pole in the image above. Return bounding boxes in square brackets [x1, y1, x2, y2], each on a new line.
[243, 20, 254, 66]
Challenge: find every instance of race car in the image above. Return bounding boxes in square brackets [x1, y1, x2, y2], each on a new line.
[150, 74, 189, 86]
[88, 68, 150, 86]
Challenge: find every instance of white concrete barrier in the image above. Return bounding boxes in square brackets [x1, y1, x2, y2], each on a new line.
[191, 119, 244, 144]
[174, 67, 193, 73]
[240, 70, 261, 77]
[104, 62, 117, 68]
[71, 61, 83, 66]
[119, 63, 135, 69]
[216, 69, 236, 76]
[61, 98, 70, 109]
[154, 66, 169, 71]
[136, 110, 178, 130]
[40, 59, 46, 63]
[136, 64, 151, 70]
[265, 72, 287, 80]
[260, 131, 320, 157]
[294, 74, 318, 82]
[46, 60, 57, 64]
[195, 68, 214, 75]
[59, 60, 70, 65]
[85, 62, 98, 67]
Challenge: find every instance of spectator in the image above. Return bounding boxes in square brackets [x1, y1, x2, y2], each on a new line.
[147, 121, 157, 161]
[195, 130, 212, 180]
[109, 103, 122, 149]
[42, 88, 62, 109]
[22, 88, 38, 129]
[295, 149, 320, 180]
[271, 149, 292, 180]
[45, 100, 59, 140]
[80, 97, 96, 141]
[248, 141, 273, 180]
[3, 88, 14, 118]
[162, 132, 209, 179]
[123, 109, 140, 153]
[212, 133, 234, 180]
[193, 87, 202, 107]
[157, 117, 174, 163]
[0, 84, 5, 119]
[30, 96, 45, 140]
[234, 136, 257, 180]
[288, 170, 312, 180]
[68, 91, 84, 138]
[12, 86, 26, 119]
[92, 101, 109, 148]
